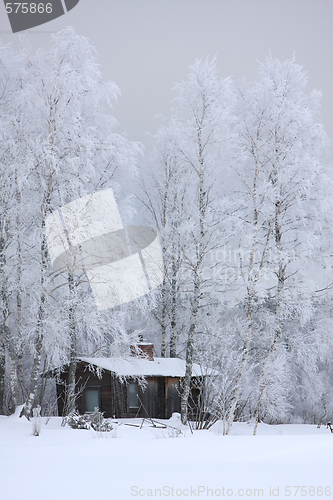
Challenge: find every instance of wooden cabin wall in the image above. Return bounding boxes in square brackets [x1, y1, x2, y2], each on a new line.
[136, 377, 181, 419]
[55, 363, 201, 420]
[132, 377, 176, 420]
[56, 363, 114, 417]
[166, 377, 181, 418]
[56, 380, 66, 416]
[110, 376, 127, 418]
[123, 378, 157, 419]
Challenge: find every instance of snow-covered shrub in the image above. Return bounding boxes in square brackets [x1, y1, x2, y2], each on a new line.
[90, 408, 114, 432]
[66, 411, 91, 430]
[65, 408, 113, 432]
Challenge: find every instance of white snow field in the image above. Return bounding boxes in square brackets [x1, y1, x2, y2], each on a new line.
[1, 411, 332, 500]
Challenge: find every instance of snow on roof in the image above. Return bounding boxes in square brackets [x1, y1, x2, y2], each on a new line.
[79, 356, 206, 378]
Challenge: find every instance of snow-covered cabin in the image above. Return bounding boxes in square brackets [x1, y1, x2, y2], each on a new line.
[55, 344, 204, 419]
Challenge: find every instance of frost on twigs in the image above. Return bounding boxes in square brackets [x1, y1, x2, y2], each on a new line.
[64, 408, 113, 432]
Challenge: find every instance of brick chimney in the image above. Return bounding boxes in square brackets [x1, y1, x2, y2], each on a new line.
[130, 343, 154, 361]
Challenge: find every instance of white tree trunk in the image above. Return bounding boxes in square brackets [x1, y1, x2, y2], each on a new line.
[21, 177, 51, 419]
[0, 339, 5, 415]
[64, 272, 78, 415]
[253, 200, 285, 435]
[181, 270, 199, 424]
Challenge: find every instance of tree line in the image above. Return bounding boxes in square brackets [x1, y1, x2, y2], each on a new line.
[1, 29, 332, 431]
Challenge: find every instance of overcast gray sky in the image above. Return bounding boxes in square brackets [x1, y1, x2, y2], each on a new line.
[1, 0, 332, 150]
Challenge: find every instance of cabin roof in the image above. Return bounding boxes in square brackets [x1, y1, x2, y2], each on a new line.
[79, 356, 206, 378]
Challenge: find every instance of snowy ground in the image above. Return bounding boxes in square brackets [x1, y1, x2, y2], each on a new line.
[1, 411, 333, 500]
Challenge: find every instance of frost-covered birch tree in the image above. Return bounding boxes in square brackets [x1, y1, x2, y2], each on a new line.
[250, 56, 331, 434]
[225, 55, 332, 431]
[154, 58, 235, 424]
[0, 29, 140, 417]
[0, 38, 33, 412]
[23, 28, 139, 418]
[138, 125, 191, 358]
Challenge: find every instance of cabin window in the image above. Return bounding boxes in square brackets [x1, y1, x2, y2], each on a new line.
[128, 382, 139, 409]
[84, 388, 100, 413]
